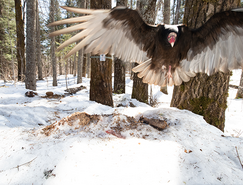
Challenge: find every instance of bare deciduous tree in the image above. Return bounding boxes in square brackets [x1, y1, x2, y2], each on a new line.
[89, 0, 113, 107]
[50, 0, 57, 86]
[132, 0, 156, 103]
[26, 0, 37, 90]
[36, 0, 43, 80]
[114, 0, 127, 94]
[15, 0, 25, 81]
[236, 70, 243, 99]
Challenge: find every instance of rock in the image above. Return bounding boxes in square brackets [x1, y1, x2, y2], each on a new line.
[25, 91, 38, 97]
[46, 91, 54, 97]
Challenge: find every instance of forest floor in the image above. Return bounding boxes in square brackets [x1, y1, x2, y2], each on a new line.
[0, 70, 243, 185]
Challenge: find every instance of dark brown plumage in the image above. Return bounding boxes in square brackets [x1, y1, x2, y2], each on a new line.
[48, 6, 243, 86]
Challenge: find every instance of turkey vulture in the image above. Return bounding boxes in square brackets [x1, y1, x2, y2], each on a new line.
[48, 6, 243, 86]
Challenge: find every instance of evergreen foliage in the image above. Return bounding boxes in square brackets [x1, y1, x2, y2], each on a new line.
[0, 0, 16, 80]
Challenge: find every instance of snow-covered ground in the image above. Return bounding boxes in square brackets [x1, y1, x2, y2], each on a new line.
[0, 70, 242, 185]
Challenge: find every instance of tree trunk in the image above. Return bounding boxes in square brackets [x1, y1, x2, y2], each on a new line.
[36, 0, 43, 80]
[15, 0, 25, 81]
[130, 0, 133, 8]
[163, 0, 170, 24]
[90, 0, 113, 107]
[174, 0, 181, 24]
[70, 58, 73, 74]
[117, 0, 127, 6]
[77, 49, 83, 83]
[114, 0, 127, 94]
[82, 54, 86, 77]
[0, 1, 4, 81]
[171, 0, 240, 131]
[236, 70, 243, 99]
[73, 51, 77, 77]
[114, 57, 125, 94]
[77, 0, 86, 82]
[58, 57, 62, 75]
[87, 53, 91, 78]
[132, 0, 156, 103]
[172, 0, 176, 23]
[155, 0, 163, 23]
[50, 0, 57, 86]
[25, 0, 36, 90]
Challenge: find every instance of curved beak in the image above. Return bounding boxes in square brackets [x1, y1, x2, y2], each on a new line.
[168, 32, 177, 48]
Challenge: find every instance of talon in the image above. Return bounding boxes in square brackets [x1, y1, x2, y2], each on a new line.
[167, 65, 172, 79]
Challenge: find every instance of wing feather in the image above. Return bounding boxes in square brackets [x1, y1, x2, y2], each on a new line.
[184, 9, 243, 76]
[56, 30, 88, 51]
[49, 7, 243, 87]
[60, 6, 96, 14]
[47, 15, 93, 27]
[49, 22, 89, 37]
[49, 6, 157, 63]
[172, 69, 182, 86]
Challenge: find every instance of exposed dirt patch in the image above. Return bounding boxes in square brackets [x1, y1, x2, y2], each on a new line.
[41, 92, 65, 99]
[41, 112, 168, 138]
[42, 112, 100, 136]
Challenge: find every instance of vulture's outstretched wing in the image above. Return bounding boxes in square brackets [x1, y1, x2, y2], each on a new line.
[49, 7, 243, 87]
[182, 8, 243, 76]
[48, 6, 159, 64]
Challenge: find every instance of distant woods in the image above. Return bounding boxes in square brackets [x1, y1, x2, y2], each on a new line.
[0, 0, 242, 108]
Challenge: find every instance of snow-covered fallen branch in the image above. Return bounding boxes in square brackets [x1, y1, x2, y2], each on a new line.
[235, 146, 243, 169]
[0, 157, 37, 173]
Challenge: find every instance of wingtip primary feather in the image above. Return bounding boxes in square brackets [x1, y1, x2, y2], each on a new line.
[49, 22, 89, 37]
[47, 15, 93, 27]
[60, 6, 95, 14]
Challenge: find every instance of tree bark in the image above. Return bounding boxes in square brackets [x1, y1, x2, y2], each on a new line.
[87, 53, 91, 78]
[36, 0, 43, 80]
[77, 0, 86, 83]
[77, 49, 83, 84]
[15, 0, 25, 81]
[171, 0, 240, 131]
[0, 1, 6, 82]
[155, 0, 163, 23]
[89, 0, 113, 107]
[236, 70, 243, 99]
[58, 57, 62, 75]
[73, 52, 77, 76]
[132, 0, 156, 103]
[163, 0, 170, 24]
[25, 0, 36, 90]
[114, 0, 127, 94]
[114, 58, 126, 94]
[50, 0, 57, 86]
[117, 0, 127, 6]
[174, 0, 181, 24]
[82, 54, 87, 77]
